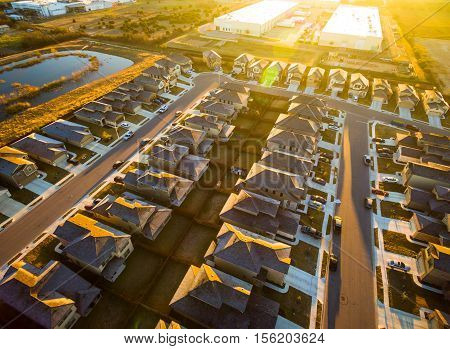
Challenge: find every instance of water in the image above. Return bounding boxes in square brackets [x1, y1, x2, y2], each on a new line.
[0, 50, 133, 121]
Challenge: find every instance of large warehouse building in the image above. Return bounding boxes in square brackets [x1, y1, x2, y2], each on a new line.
[214, 0, 298, 37]
[319, 5, 383, 52]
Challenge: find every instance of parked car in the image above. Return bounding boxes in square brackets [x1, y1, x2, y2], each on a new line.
[67, 156, 79, 165]
[320, 152, 334, 160]
[308, 200, 323, 210]
[112, 160, 125, 169]
[113, 176, 124, 184]
[372, 188, 389, 197]
[84, 198, 101, 210]
[372, 137, 385, 143]
[352, 95, 358, 102]
[387, 260, 410, 272]
[175, 110, 183, 117]
[363, 155, 372, 165]
[312, 177, 326, 186]
[329, 254, 338, 271]
[365, 197, 373, 209]
[382, 176, 398, 183]
[120, 122, 130, 129]
[140, 138, 151, 146]
[378, 148, 394, 154]
[311, 195, 327, 204]
[328, 124, 340, 131]
[333, 216, 342, 233]
[319, 156, 330, 163]
[157, 105, 168, 113]
[301, 225, 322, 239]
[378, 152, 393, 159]
[123, 130, 134, 140]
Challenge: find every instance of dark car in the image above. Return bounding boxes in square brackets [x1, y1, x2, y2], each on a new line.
[333, 216, 342, 233]
[372, 188, 389, 197]
[67, 156, 79, 165]
[84, 198, 101, 210]
[112, 160, 125, 169]
[311, 195, 327, 204]
[301, 225, 322, 239]
[329, 254, 338, 271]
[140, 138, 151, 146]
[372, 137, 385, 143]
[312, 177, 326, 185]
[113, 176, 124, 184]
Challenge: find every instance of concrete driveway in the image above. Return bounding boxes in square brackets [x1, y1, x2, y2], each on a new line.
[370, 100, 383, 111]
[398, 107, 412, 120]
[25, 178, 54, 196]
[0, 198, 25, 218]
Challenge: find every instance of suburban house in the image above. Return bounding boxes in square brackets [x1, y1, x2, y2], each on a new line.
[235, 163, 307, 209]
[167, 53, 193, 73]
[422, 89, 449, 118]
[205, 223, 291, 287]
[401, 162, 450, 192]
[214, 88, 249, 110]
[198, 100, 237, 122]
[259, 150, 313, 177]
[91, 192, 172, 241]
[287, 102, 325, 123]
[202, 50, 222, 71]
[233, 53, 255, 75]
[404, 186, 434, 212]
[143, 66, 176, 87]
[124, 168, 194, 207]
[0, 260, 101, 329]
[134, 75, 169, 93]
[285, 63, 307, 85]
[0, 146, 38, 189]
[289, 95, 327, 109]
[220, 81, 250, 96]
[75, 101, 125, 127]
[247, 59, 270, 81]
[220, 189, 301, 242]
[306, 67, 325, 89]
[169, 264, 279, 329]
[42, 119, 95, 148]
[263, 61, 288, 84]
[147, 143, 209, 181]
[184, 114, 235, 142]
[372, 78, 392, 104]
[101, 90, 142, 113]
[117, 82, 144, 99]
[267, 127, 317, 157]
[327, 68, 348, 95]
[416, 132, 450, 150]
[396, 84, 420, 111]
[410, 212, 449, 246]
[348, 73, 369, 99]
[416, 243, 450, 290]
[163, 125, 214, 156]
[53, 213, 134, 282]
[155, 57, 181, 77]
[12, 133, 68, 166]
[427, 309, 450, 329]
[274, 113, 320, 138]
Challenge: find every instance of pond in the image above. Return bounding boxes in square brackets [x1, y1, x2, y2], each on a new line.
[0, 50, 133, 121]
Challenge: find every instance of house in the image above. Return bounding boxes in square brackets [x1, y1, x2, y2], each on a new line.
[285, 63, 307, 85]
[220, 189, 301, 241]
[0, 146, 38, 189]
[422, 89, 449, 118]
[124, 168, 194, 207]
[247, 59, 270, 81]
[401, 162, 450, 191]
[134, 75, 169, 93]
[274, 113, 320, 138]
[91, 192, 172, 241]
[0, 260, 101, 329]
[267, 127, 316, 157]
[404, 186, 434, 212]
[416, 132, 450, 150]
[214, 88, 249, 109]
[198, 100, 237, 122]
[427, 309, 450, 329]
[394, 146, 424, 165]
[117, 82, 144, 98]
[416, 243, 450, 289]
[205, 223, 291, 286]
[75, 101, 125, 127]
[220, 81, 250, 96]
[289, 95, 327, 108]
[233, 53, 255, 75]
[410, 213, 449, 246]
[53, 213, 134, 282]
[372, 78, 392, 104]
[306, 67, 325, 89]
[263, 61, 288, 84]
[327, 68, 348, 94]
[235, 163, 307, 209]
[42, 119, 95, 148]
[163, 125, 214, 156]
[148, 143, 209, 181]
[167, 53, 193, 73]
[184, 114, 235, 142]
[100, 91, 141, 114]
[287, 102, 325, 123]
[348, 73, 369, 99]
[202, 50, 222, 71]
[259, 150, 313, 177]
[143, 66, 176, 87]
[169, 264, 279, 328]
[395, 133, 420, 149]
[12, 133, 68, 166]
[154, 58, 181, 77]
[396, 84, 420, 111]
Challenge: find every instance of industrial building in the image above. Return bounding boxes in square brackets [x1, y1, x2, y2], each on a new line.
[214, 0, 298, 37]
[319, 5, 383, 52]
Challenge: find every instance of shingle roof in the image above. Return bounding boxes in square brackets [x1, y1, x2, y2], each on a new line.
[0, 146, 35, 176]
[12, 133, 66, 163]
[42, 119, 93, 144]
[259, 150, 313, 176]
[275, 114, 319, 136]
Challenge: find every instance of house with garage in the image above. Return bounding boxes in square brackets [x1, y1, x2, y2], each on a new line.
[274, 113, 320, 138]
[214, 88, 249, 110]
[12, 133, 68, 166]
[247, 59, 270, 81]
[143, 66, 176, 87]
[42, 119, 95, 148]
[422, 89, 449, 119]
[396, 84, 420, 111]
[0, 146, 38, 189]
[416, 243, 450, 290]
[163, 125, 214, 156]
[184, 114, 235, 142]
[202, 50, 222, 71]
[167, 53, 193, 73]
[327, 68, 348, 95]
[134, 75, 169, 93]
[263, 61, 288, 84]
[100, 91, 141, 114]
[410, 212, 449, 246]
[233, 53, 255, 75]
[259, 150, 313, 177]
[287, 102, 325, 123]
[402, 162, 450, 192]
[348, 73, 369, 99]
[306, 67, 325, 89]
[199, 100, 237, 122]
[155, 57, 181, 78]
[372, 78, 392, 105]
[267, 127, 317, 157]
[285, 63, 307, 85]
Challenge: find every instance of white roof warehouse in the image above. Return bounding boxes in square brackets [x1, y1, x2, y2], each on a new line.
[319, 5, 383, 52]
[214, 0, 298, 37]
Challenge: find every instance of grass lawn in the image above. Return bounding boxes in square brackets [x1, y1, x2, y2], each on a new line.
[377, 158, 404, 174]
[307, 187, 328, 200]
[382, 230, 423, 257]
[315, 301, 323, 329]
[326, 214, 332, 235]
[142, 260, 190, 316]
[320, 251, 329, 278]
[36, 161, 70, 184]
[93, 182, 125, 199]
[22, 235, 59, 268]
[9, 187, 39, 205]
[374, 228, 379, 248]
[125, 113, 146, 125]
[175, 187, 212, 218]
[170, 86, 185, 96]
[387, 269, 450, 316]
[75, 291, 132, 329]
[209, 143, 238, 168]
[376, 266, 384, 304]
[318, 147, 335, 158]
[375, 124, 407, 139]
[321, 129, 337, 144]
[380, 201, 413, 221]
[0, 213, 8, 224]
[290, 241, 319, 276]
[195, 192, 229, 228]
[74, 119, 126, 145]
[121, 161, 146, 174]
[300, 208, 325, 232]
[379, 182, 406, 193]
[107, 247, 164, 300]
[65, 144, 96, 164]
[127, 306, 160, 329]
[173, 224, 217, 267]
[314, 161, 331, 182]
[411, 103, 429, 123]
[262, 286, 311, 329]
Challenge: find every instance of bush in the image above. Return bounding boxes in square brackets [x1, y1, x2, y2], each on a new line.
[5, 101, 31, 114]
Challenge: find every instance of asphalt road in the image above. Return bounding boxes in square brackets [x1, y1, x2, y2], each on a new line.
[0, 74, 221, 266]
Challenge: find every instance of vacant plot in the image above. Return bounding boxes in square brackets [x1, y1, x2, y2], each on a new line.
[262, 110, 280, 122]
[175, 187, 212, 218]
[249, 121, 274, 139]
[382, 230, 423, 258]
[195, 191, 229, 228]
[127, 306, 160, 329]
[232, 151, 259, 172]
[22, 235, 59, 268]
[300, 208, 324, 232]
[377, 158, 404, 174]
[291, 241, 319, 276]
[234, 116, 256, 132]
[380, 201, 413, 221]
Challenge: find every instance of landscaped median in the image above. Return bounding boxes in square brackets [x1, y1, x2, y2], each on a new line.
[0, 54, 162, 147]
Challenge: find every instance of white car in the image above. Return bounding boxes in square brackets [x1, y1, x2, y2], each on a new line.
[308, 200, 323, 211]
[123, 131, 134, 141]
[387, 260, 410, 272]
[328, 124, 339, 131]
[120, 122, 130, 129]
[157, 105, 168, 113]
[382, 176, 398, 183]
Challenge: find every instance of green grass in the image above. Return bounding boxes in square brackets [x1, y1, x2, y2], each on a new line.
[380, 201, 413, 221]
[320, 251, 329, 278]
[375, 124, 407, 139]
[307, 187, 328, 200]
[9, 187, 39, 205]
[379, 182, 406, 193]
[321, 129, 337, 144]
[35, 160, 70, 184]
[291, 241, 319, 276]
[125, 113, 146, 125]
[376, 266, 384, 304]
[65, 144, 96, 164]
[377, 158, 405, 174]
[382, 230, 423, 257]
[300, 208, 325, 232]
[170, 86, 185, 96]
[314, 161, 331, 182]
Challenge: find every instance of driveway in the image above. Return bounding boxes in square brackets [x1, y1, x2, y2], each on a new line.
[0, 198, 25, 218]
[428, 115, 442, 129]
[398, 107, 412, 120]
[25, 178, 54, 196]
[370, 100, 383, 111]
